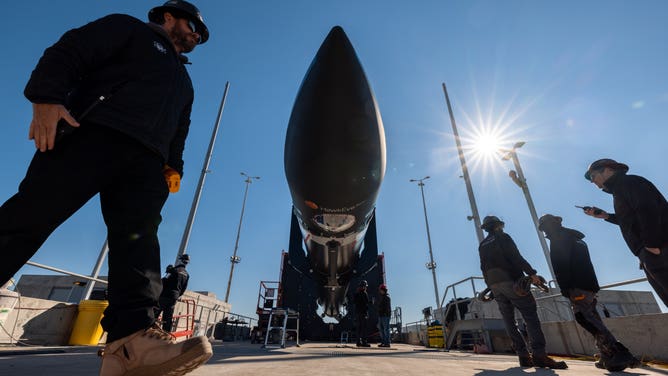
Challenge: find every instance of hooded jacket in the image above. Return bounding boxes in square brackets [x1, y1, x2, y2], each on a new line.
[24, 14, 193, 176]
[160, 264, 189, 300]
[377, 292, 391, 317]
[478, 231, 537, 286]
[545, 226, 600, 295]
[603, 172, 668, 259]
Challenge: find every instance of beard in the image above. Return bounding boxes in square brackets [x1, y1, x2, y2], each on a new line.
[168, 26, 197, 53]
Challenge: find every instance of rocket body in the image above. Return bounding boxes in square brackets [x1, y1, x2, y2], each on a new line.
[284, 26, 386, 317]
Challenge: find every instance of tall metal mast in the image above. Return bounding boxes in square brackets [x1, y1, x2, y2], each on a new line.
[442, 83, 484, 243]
[176, 82, 230, 264]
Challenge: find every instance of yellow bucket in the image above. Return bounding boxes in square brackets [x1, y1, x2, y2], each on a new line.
[68, 300, 109, 345]
[427, 325, 444, 348]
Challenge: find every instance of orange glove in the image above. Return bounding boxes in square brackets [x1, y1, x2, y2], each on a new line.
[163, 165, 181, 193]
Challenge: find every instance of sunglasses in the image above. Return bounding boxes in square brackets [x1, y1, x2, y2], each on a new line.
[184, 19, 202, 43]
[589, 169, 603, 182]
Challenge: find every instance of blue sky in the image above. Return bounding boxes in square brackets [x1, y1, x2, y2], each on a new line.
[2, 0, 667, 322]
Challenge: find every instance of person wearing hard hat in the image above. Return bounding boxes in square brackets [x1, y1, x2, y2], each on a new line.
[582, 159, 668, 306]
[0, 1, 212, 375]
[478, 215, 567, 369]
[539, 214, 639, 372]
[376, 284, 392, 347]
[353, 280, 371, 347]
[155, 254, 191, 332]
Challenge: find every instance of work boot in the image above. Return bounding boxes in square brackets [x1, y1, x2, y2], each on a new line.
[532, 354, 568, 369]
[99, 324, 213, 376]
[518, 355, 533, 367]
[601, 342, 641, 372]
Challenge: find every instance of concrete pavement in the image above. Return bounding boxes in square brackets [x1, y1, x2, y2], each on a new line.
[1, 341, 667, 375]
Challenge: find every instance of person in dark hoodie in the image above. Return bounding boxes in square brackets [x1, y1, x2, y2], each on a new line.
[539, 214, 639, 371]
[478, 215, 567, 369]
[582, 158, 668, 306]
[154, 253, 190, 332]
[0, 2, 212, 375]
[376, 284, 392, 347]
[353, 280, 371, 347]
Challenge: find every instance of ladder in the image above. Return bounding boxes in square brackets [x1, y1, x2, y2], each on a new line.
[262, 308, 300, 349]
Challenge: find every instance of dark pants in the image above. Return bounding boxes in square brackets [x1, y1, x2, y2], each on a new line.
[356, 313, 368, 344]
[567, 288, 617, 352]
[0, 125, 169, 343]
[154, 296, 177, 332]
[640, 249, 668, 306]
[491, 281, 546, 356]
[378, 316, 391, 345]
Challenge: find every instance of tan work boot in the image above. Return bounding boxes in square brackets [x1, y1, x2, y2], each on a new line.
[99, 324, 213, 376]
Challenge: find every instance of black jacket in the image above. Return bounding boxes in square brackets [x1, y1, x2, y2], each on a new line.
[479, 231, 537, 286]
[160, 265, 189, 300]
[24, 14, 193, 176]
[353, 288, 369, 315]
[377, 293, 391, 317]
[546, 227, 600, 295]
[603, 172, 668, 259]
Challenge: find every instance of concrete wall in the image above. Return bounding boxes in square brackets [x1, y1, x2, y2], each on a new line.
[0, 296, 78, 346]
[543, 313, 668, 361]
[15, 275, 107, 303]
[0, 290, 231, 346]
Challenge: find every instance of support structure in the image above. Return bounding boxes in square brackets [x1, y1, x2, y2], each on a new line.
[500, 143, 556, 282]
[410, 176, 440, 309]
[176, 81, 230, 264]
[442, 83, 484, 243]
[224, 172, 260, 303]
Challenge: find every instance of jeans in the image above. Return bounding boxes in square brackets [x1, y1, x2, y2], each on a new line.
[491, 281, 546, 356]
[0, 125, 169, 342]
[378, 316, 391, 345]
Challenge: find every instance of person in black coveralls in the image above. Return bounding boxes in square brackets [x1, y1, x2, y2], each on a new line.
[539, 214, 640, 371]
[583, 158, 668, 306]
[155, 254, 190, 332]
[353, 280, 371, 347]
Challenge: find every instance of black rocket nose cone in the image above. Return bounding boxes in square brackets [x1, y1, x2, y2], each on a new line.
[313, 26, 355, 71]
[284, 24, 386, 208]
[323, 25, 348, 46]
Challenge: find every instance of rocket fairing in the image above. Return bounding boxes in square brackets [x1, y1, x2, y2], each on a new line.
[284, 26, 386, 318]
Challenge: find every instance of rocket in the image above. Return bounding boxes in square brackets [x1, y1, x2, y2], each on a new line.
[284, 26, 386, 318]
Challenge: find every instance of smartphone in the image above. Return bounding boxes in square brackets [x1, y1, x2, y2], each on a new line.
[575, 205, 603, 215]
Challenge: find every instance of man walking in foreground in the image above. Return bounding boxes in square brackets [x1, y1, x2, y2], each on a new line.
[0, 1, 213, 375]
[478, 215, 567, 369]
[539, 214, 639, 371]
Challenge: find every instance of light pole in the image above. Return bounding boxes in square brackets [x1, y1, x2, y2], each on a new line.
[224, 172, 260, 303]
[410, 176, 441, 309]
[499, 142, 556, 282]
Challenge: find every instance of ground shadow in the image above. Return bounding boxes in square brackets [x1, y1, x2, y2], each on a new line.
[474, 367, 556, 376]
[18, 303, 78, 346]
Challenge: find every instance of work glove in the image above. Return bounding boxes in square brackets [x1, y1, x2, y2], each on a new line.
[163, 165, 181, 193]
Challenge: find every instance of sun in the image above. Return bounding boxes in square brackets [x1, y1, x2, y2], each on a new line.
[472, 130, 503, 159]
